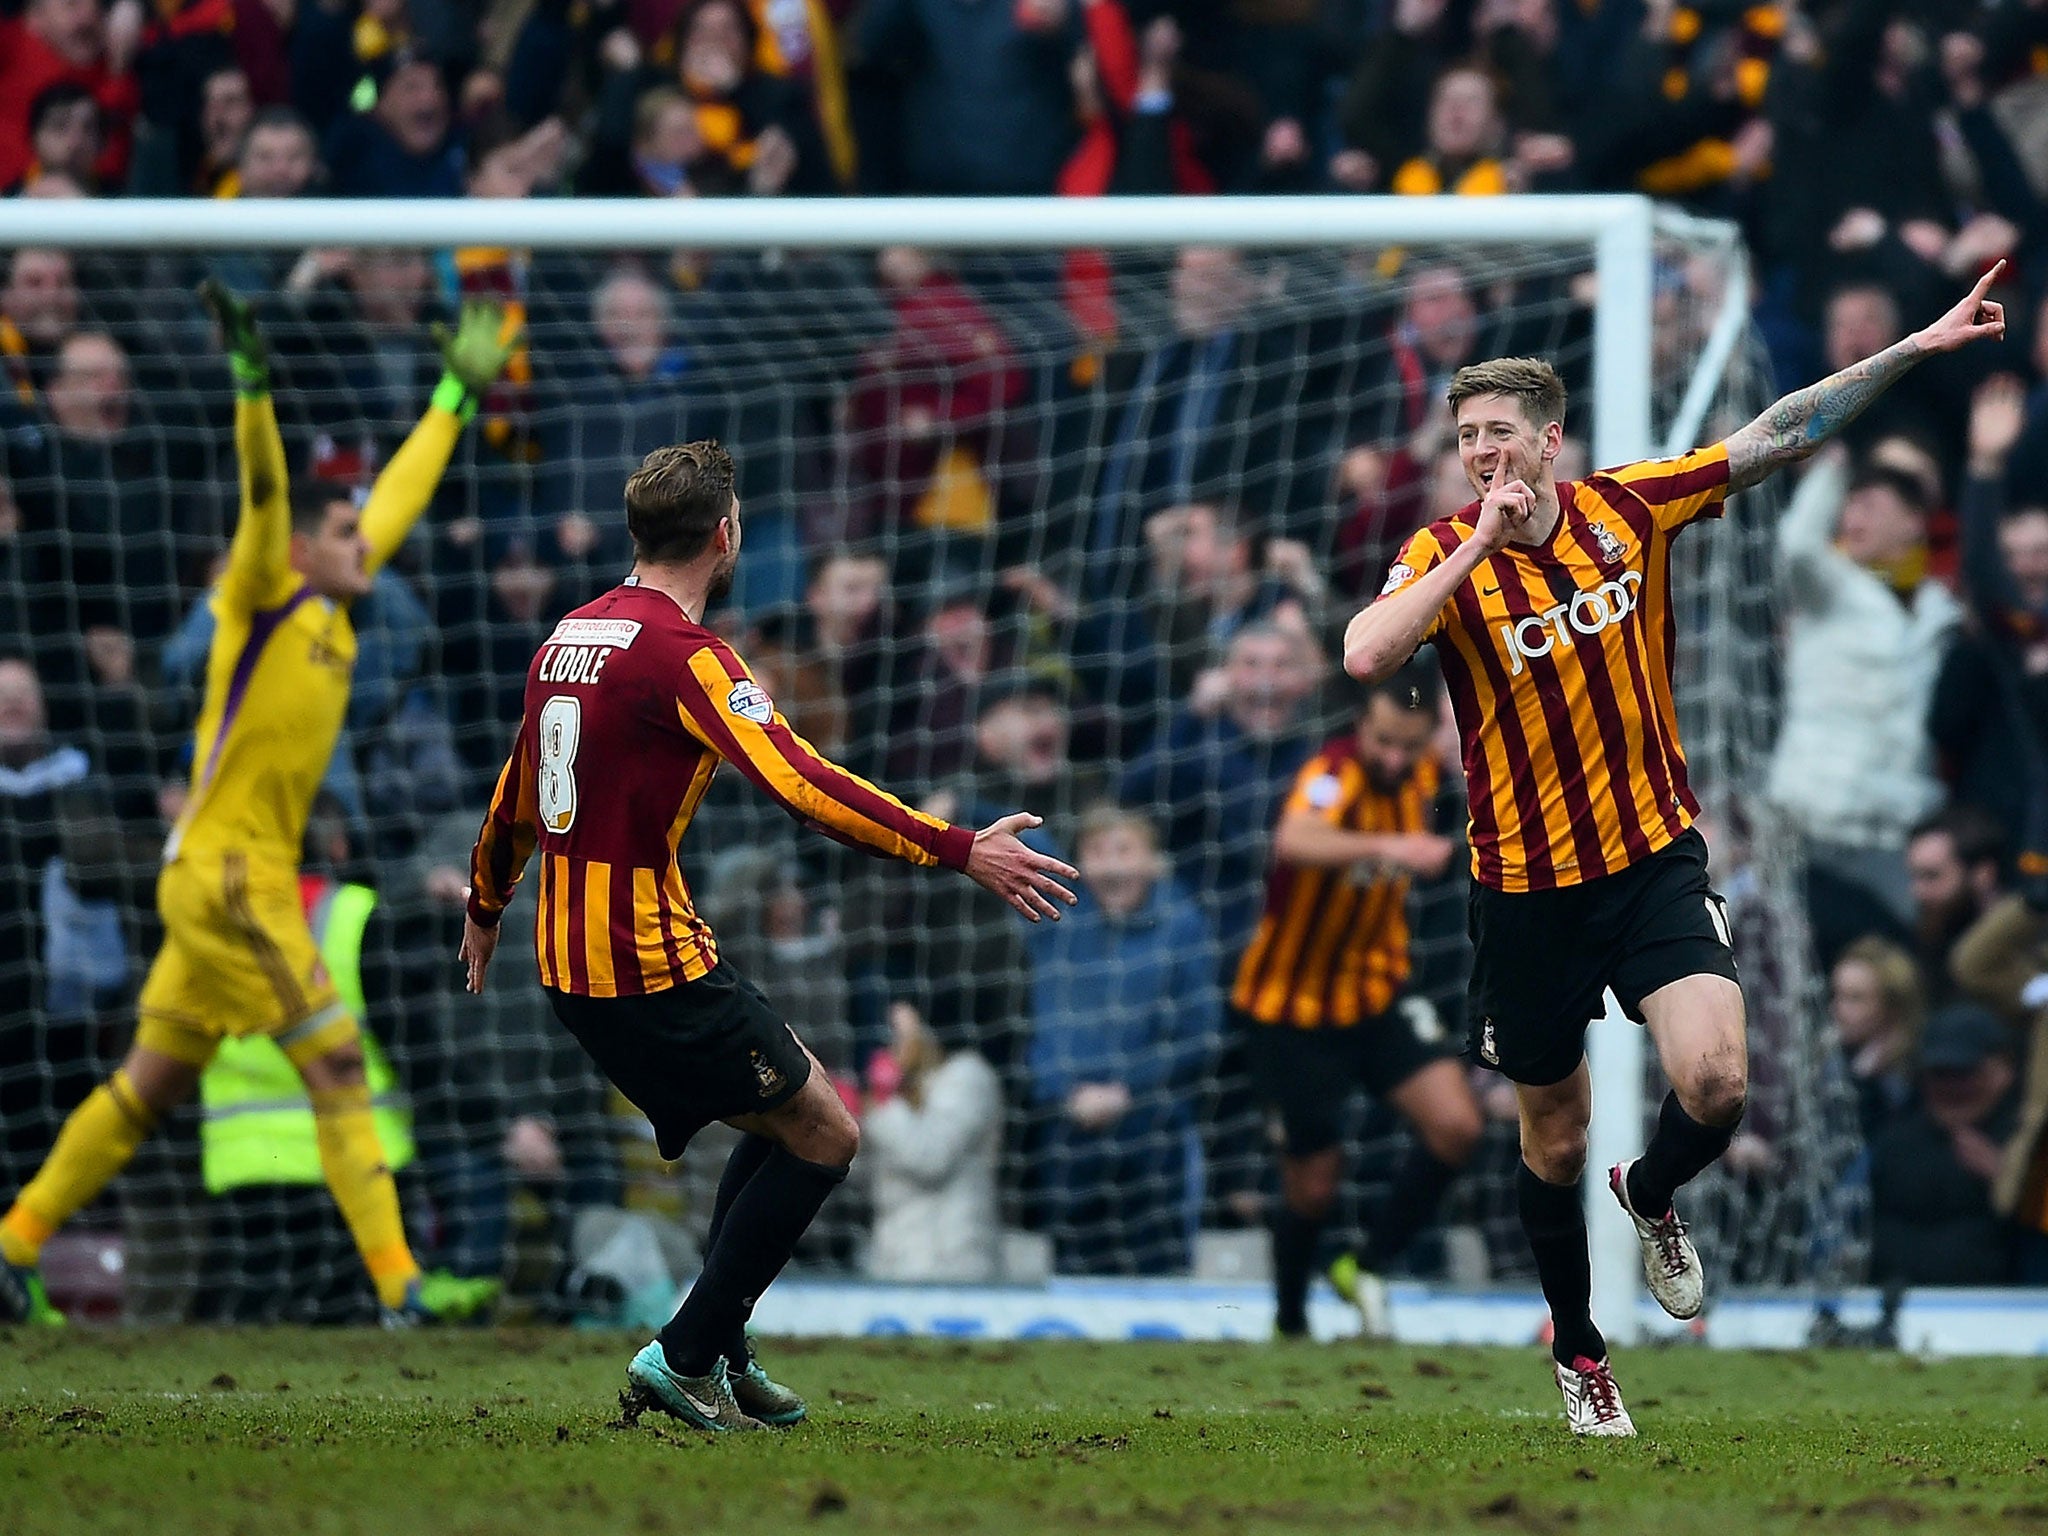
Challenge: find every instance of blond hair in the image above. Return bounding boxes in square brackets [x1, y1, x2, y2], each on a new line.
[1835, 935, 1926, 1040]
[1075, 802, 1160, 855]
[1446, 356, 1566, 430]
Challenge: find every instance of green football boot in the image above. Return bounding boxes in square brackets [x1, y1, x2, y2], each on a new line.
[1327, 1251, 1392, 1341]
[379, 1270, 500, 1328]
[728, 1341, 807, 1426]
[0, 1258, 66, 1327]
[625, 1343, 765, 1432]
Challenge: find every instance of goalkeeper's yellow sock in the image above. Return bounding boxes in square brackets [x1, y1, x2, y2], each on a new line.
[311, 1085, 420, 1309]
[0, 1070, 156, 1266]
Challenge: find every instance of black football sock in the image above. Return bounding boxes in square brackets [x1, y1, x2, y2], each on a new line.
[702, 1134, 776, 1366]
[704, 1134, 775, 1254]
[1271, 1206, 1324, 1338]
[1627, 1091, 1739, 1219]
[661, 1146, 847, 1378]
[1356, 1144, 1463, 1273]
[1517, 1160, 1604, 1367]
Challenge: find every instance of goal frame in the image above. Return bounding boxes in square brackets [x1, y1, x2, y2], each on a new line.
[5, 191, 1760, 1343]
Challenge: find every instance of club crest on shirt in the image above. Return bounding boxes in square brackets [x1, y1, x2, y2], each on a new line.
[726, 680, 774, 724]
[750, 1049, 785, 1096]
[1380, 562, 1414, 596]
[1588, 521, 1626, 566]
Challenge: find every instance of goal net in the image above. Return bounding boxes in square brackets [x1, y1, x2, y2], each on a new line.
[0, 196, 1863, 1329]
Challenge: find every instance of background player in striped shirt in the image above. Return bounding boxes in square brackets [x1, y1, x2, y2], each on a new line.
[0, 282, 516, 1327]
[459, 441, 1077, 1432]
[1344, 264, 2008, 1435]
[1233, 666, 1482, 1343]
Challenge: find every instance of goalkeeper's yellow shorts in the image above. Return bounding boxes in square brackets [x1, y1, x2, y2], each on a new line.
[135, 850, 354, 1068]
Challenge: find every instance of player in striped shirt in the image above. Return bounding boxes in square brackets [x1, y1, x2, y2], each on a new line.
[1232, 667, 1481, 1342]
[1345, 264, 2008, 1434]
[461, 441, 1076, 1432]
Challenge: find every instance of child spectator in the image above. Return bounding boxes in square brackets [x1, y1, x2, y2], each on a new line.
[1026, 804, 1217, 1275]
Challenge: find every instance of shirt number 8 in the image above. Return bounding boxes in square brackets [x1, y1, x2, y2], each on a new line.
[538, 694, 582, 833]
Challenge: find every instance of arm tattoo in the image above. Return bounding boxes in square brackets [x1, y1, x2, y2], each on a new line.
[1723, 337, 1924, 491]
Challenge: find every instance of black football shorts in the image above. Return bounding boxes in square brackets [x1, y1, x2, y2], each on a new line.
[1464, 827, 1741, 1087]
[1242, 996, 1457, 1158]
[546, 961, 811, 1159]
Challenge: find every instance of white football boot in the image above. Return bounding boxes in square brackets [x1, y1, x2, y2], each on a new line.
[1554, 1354, 1637, 1437]
[1610, 1160, 1705, 1320]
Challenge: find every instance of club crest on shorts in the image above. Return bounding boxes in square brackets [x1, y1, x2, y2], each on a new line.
[1478, 1017, 1499, 1066]
[726, 680, 774, 724]
[1587, 521, 1625, 566]
[1399, 995, 1445, 1044]
[749, 1049, 785, 1096]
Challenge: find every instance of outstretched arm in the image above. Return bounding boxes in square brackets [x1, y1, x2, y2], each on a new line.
[202, 281, 299, 614]
[360, 301, 521, 576]
[676, 640, 1078, 920]
[1722, 262, 2008, 492]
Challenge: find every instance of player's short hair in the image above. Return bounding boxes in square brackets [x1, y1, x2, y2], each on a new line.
[625, 440, 735, 564]
[288, 478, 356, 535]
[1445, 357, 1566, 431]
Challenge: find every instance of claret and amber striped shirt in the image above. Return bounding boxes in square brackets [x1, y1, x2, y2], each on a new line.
[1376, 444, 1730, 894]
[467, 580, 973, 997]
[1231, 739, 1442, 1029]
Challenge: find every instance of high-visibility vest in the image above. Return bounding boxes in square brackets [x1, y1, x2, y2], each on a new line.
[198, 880, 415, 1194]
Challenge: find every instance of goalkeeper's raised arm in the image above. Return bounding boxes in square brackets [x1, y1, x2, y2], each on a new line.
[0, 284, 530, 1333]
[201, 279, 522, 601]
[360, 298, 524, 575]
[201, 278, 298, 617]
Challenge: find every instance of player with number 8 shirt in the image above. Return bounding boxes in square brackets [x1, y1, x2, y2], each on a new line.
[1344, 265, 2008, 1435]
[461, 441, 1077, 1432]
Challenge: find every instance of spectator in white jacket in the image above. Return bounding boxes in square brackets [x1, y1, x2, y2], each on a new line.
[862, 1003, 1003, 1283]
[1767, 448, 1962, 928]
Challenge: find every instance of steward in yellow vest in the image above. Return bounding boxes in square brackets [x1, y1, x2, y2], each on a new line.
[199, 877, 414, 1194]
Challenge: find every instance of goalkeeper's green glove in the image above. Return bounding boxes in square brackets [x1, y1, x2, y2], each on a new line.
[198, 278, 269, 397]
[430, 300, 523, 422]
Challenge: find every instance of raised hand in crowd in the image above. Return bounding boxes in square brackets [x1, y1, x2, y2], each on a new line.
[1968, 375, 2026, 478]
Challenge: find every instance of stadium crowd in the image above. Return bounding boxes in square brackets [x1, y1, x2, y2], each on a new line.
[3, 0, 2048, 1317]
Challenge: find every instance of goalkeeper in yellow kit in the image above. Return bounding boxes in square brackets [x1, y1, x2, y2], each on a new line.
[0, 282, 518, 1326]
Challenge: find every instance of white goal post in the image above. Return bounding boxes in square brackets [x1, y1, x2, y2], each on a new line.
[1, 192, 1778, 1342]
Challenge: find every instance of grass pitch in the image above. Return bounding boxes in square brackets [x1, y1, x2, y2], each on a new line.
[7, 1328, 2048, 1535]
